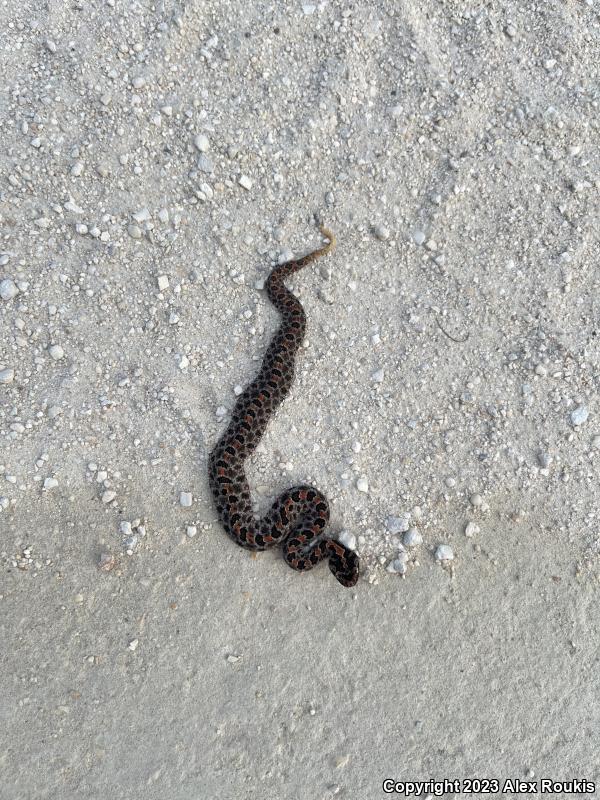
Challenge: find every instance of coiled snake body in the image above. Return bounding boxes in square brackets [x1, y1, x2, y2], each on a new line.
[208, 228, 359, 587]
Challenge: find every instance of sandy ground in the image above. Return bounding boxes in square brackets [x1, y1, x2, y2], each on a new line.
[1, 1, 599, 798]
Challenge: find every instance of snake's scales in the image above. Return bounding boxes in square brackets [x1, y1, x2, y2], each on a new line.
[208, 228, 359, 587]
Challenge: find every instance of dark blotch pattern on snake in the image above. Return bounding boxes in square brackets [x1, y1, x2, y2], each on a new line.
[208, 227, 359, 587]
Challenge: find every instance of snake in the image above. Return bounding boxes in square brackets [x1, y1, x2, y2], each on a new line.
[208, 227, 359, 587]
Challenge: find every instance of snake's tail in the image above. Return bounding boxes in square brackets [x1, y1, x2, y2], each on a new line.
[305, 226, 336, 260]
[283, 226, 336, 275]
[318, 225, 336, 255]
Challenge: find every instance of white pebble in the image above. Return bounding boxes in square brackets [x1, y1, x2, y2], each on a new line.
[186, 525, 197, 538]
[49, 344, 64, 360]
[157, 275, 169, 291]
[194, 134, 210, 152]
[64, 199, 84, 214]
[356, 477, 369, 493]
[570, 405, 589, 426]
[338, 530, 356, 551]
[0, 279, 19, 301]
[403, 528, 422, 547]
[132, 208, 151, 223]
[179, 491, 193, 507]
[43, 477, 58, 490]
[178, 355, 189, 370]
[386, 513, 410, 534]
[537, 450, 551, 468]
[435, 544, 454, 561]
[102, 490, 116, 504]
[469, 493, 483, 508]
[238, 174, 253, 190]
[371, 368, 384, 383]
[128, 223, 142, 239]
[386, 560, 406, 575]
[120, 521, 133, 536]
[464, 522, 479, 538]
[387, 551, 408, 574]
[128, 639, 139, 651]
[373, 224, 390, 241]
[0, 368, 14, 384]
[412, 230, 426, 245]
[198, 182, 214, 201]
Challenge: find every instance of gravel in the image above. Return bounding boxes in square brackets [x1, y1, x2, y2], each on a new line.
[194, 134, 210, 153]
[0, 279, 19, 301]
[570, 405, 589, 426]
[435, 545, 454, 562]
[464, 522, 480, 539]
[48, 345, 64, 361]
[386, 514, 411, 535]
[356, 477, 369, 494]
[1, 0, 598, 795]
[403, 528, 422, 547]
[179, 492, 193, 507]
